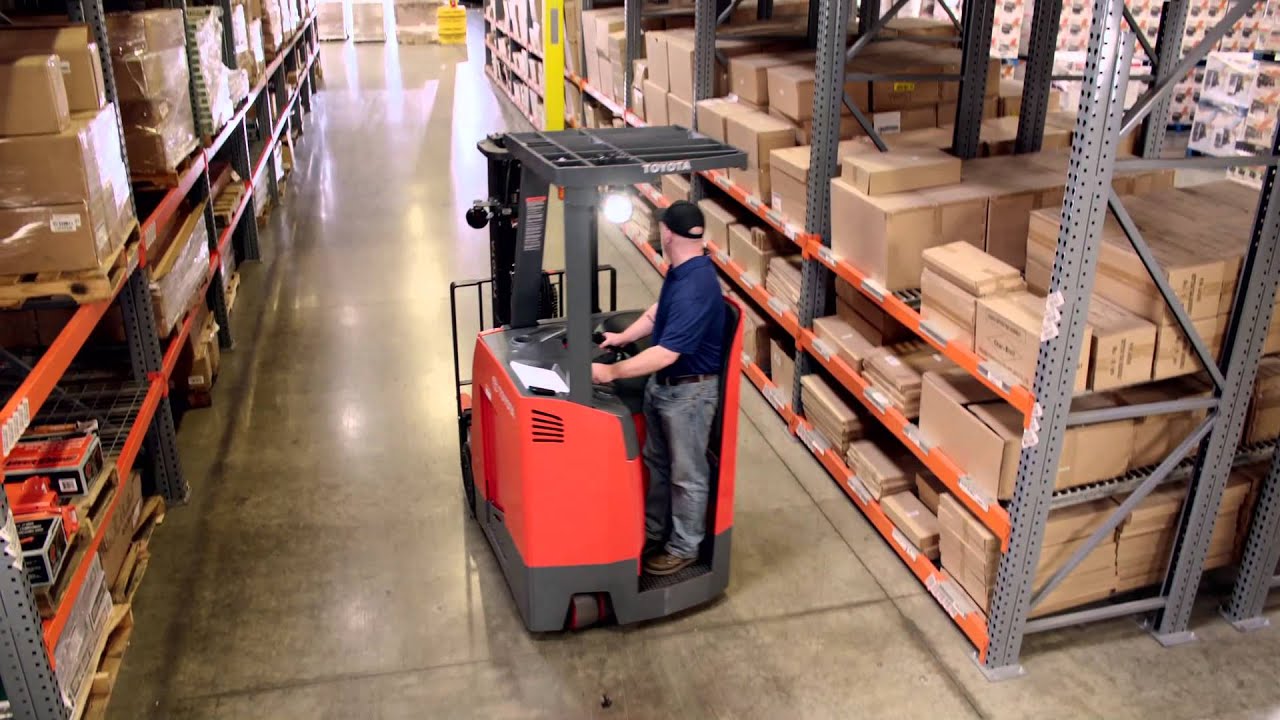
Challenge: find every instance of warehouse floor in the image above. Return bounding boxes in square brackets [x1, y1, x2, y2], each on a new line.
[109, 20, 1280, 720]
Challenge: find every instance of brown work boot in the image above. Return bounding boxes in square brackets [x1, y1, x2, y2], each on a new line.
[644, 552, 695, 576]
[642, 538, 665, 559]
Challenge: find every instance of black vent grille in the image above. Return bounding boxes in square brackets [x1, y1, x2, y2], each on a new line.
[531, 409, 564, 444]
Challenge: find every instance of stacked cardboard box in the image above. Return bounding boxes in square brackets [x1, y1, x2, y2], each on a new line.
[351, 0, 385, 42]
[0, 25, 106, 114]
[974, 290, 1091, 393]
[916, 471, 947, 513]
[728, 222, 795, 284]
[835, 277, 915, 346]
[768, 140, 877, 220]
[107, 10, 199, 176]
[582, 8, 623, 97]
[1244, 356, 1280, 444]
[661, 174, 690, 204]
[765, 254, 803, 309]
[318, 0, 349, 40]
[847, 437, 920, 500]
[920, 241, 1024, 351]
[883, 490, 941, 559]
[771, 338, 795, 396]
[812, 313, 878, 371]
[938, 493, 1001, 608]
[1114, 471, 1253, 592]
[863, 341, 950, 418]
[738, 298, 771, 372]
[801, 373, 865, 454]
[0, 48, 134, 275]
[920, 369, 1134, 500]
[726, 109, 796, 200]
[151, 201, 212, 335]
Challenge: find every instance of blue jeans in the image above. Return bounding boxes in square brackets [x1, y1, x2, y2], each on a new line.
[643, 376, 719, 559]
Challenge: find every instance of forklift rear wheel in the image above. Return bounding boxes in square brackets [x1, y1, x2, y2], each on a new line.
[461, 427, 477, 519]
[568, 594, 601, 629]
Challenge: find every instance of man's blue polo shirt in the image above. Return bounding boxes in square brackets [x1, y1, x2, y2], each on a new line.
[652, 255, 724, 380]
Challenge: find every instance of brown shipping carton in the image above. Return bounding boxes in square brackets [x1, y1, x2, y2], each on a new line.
[667, 93, 694, 128]
[698, 199, 738, 251]
[921, 183, 991, 249]
[1116, 376, 1212, 467]
[644, 31, 669, 90]
[829, 178, 938, 292]
[771, 340, 795, 395]
[1055, 394, 1135, 490]
[665, 34, 696, 101]
[919, 370, 1012, 500]
[0, 105, 127, 208]
[769, 146, 811, 219]
[1152, 314, 1227, 380]
[812, 315, 878, 371]
[0, 199, 116, 274]
[842, 149, 962, 196]
[642, 81, 669, 125]
[695, 98, 755, 142]
[921, 241, 1023, 297]
[98, 471, 142, 584]
[0, 55, 70, 136]
[728, 52, 794, 105]
[725, 111, 796, 169]
[739, 301, 771, 369]
[882, 492, 940, 558]
[974, 291, 1090, 393]
[0, 26, 106, 112]
[105, 9, 188, 53]
[729, 228, 774, 279]
[920, 269, 979, 329]
[919, 307, 974, 350]
[916, 472, 946, 514]
[1086, 296, 1157, 390]
[836, 280, 916, 344]
[661, 174, 691, 203]
[729, 166, 772, 199]
[766, 63, 869, 122]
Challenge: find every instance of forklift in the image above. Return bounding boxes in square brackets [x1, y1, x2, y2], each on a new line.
[450, 127, 747, 630]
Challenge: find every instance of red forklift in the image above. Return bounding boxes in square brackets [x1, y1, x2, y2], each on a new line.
[451, 127, 747, 630]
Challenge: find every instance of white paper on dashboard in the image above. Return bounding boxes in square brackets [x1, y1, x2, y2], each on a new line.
[509, 362, 570, 394]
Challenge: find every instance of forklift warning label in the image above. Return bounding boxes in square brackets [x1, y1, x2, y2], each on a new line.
[523, 196, 547, 253]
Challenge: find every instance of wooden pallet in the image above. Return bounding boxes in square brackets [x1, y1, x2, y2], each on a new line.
[109, 497, 165, 605]
[213, 183, 248, 228]
[0, 235, 138, 310]
[72, 468, 120, 544]
[225, 271, 241, 314]
[129, 143, 202, 189]
[71, 604, 134, 720]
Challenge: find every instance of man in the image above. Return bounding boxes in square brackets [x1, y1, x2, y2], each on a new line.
[591, 201, 725, 576]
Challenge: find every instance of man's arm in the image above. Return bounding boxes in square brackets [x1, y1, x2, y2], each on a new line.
[593, 345, 679, 383]
[602, 303, 658, 347]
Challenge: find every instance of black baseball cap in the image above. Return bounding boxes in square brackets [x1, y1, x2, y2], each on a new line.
[660, 200, 705, 239]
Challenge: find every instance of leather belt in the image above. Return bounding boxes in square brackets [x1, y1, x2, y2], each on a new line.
[656, 374, 718, 386]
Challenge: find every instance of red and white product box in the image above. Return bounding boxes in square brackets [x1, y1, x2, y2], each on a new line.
[4, 434, 104, 497]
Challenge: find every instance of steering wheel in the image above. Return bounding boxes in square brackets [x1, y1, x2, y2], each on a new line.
[592, 332, 634, 365]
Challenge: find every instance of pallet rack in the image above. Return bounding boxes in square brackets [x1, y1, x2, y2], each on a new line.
[483, 0, 1280, 677]
[0, 2, 319, 716]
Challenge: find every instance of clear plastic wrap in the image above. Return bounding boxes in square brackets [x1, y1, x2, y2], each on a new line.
[229, 68, 250, 105]
[151, 204, 210, 335]
[121, 89, 199, 175]
[104, 10, 186, 56]
[188, 8, 233, 137]
[261, 0, 285, 55]
[231, 5, 260, 83]
[111, 46, 190, 104]
[0, 105, 132, 274]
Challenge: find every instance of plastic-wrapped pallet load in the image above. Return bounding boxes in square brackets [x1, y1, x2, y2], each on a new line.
[352, 0, 387, 42]
[231, 0, 262, 82]
[151, 201, 212, 335]
[261, 0, 287, 53]
[0, 102, 135, 274]
[106, 10, 199, 176]
[318, 0, 349, 40]
[53, 555, 111, 712]
[395, 0, 443, 44]
[186, 7, 236, 139]
[0, 25, 107, 113]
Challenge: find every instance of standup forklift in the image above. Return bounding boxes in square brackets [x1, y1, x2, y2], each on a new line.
[450, 127, 747, 630]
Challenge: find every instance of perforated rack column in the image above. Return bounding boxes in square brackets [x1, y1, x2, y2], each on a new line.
[1225, 438, 1280, 630]
[951, 0, 996, 158]
[1138, 0, 1190, 158]
[1014, 0, 1063, 153]
[689, 0, 716, 202]
[980, 0, 1133, 678]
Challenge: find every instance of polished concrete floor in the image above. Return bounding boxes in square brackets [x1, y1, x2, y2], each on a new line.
[110, 21, 1280, 720]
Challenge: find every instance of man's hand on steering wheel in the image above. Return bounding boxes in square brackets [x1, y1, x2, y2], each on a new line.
[598, 331, 625, 349]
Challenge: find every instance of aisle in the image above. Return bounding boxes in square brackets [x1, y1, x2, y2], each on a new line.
[109, 22, 1280, 720]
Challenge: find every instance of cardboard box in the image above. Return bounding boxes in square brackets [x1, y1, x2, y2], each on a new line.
[845, 438, 916, 498]
[766, 63, 869, 122]
[0, 55, 70, 136]
[729, 166, 772, 199]
[1152, 314, 1227, 380]
[695, 98, 755, 142]
[915, 472, 946, 514]
[919, 306, 974, 349]
[841, 148, 961, 196]
[922, 242, 1023, 297]
[835, 280, 915, 344]
[642, 80, 668, 125]
[661, 174, 690, 203]
[739, 300, 771, 370]
[812, 314, 878, 371]
[1086, 296, 1156, 390]
[920, 370, 1014, 500]
[665, 33, 696, 102]
[829, 178, 938, 292]
[98, 471, 142, 584]
[0, 201, 116, 275]
[1116, 376, 1212, 468]
[725, 111, 796, 169]
[0, 25, 107, 112]
[974, 291, 1090, 393]
[882, 492, 940, 559]
[644, 31, 669, 90]
[728, 52, 796, 105]
[770, 339, 795, 399]
[0, 105, 130, 215]
[729, 227, 774, 279]
[698, 198, 738, 251]
[667, 92, 694, 128]
[921, 269, 980, 329]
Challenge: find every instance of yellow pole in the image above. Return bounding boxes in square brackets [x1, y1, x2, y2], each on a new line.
[542, 0, 565, 130]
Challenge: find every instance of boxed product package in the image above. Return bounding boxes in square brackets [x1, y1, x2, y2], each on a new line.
[698, 198, 738, 251]
[812, 314, 878, 371]
[974, 291, 1091, 393]
[829, 177, 939, 292]
[863, 341, 950, 418]
[1086, 295, 1157, 390]
[151, 202, 212, 335]
[802, 373, 865, 454]
[739, 301, 771, 371]
[5, 431, 104, 497]
[915, 471, 946, 514]
[766, 254, 803, 309]
[841, 149, 962, 196]
[695, 98, 757, 142]
[728, 52, 798, 105]
[771, 339, 795, 398]
[766, 63, 869, 122]
[882, 491, 940, 559]
[667, 93, 694, 128]
[726, 110, 796, 169]
[0, 55, 70, 136]
[846, 436, 919, 500]
[120, 94, 199, 175]
[642, 80, 668, 125]
[0, 25, 106, 112]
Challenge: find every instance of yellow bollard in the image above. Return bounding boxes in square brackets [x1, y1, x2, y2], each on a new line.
[436, 3, 467, 44]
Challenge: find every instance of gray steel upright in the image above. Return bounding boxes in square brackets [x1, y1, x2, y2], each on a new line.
[1224, 437, 1280, 629]
[1015, 0, 1063, 153]
[793, 0, 853, 413]
[951, 0, 996, 158]
[689, 0, 716, 202]
[1139, 0, 1190, 158]
[980, 0, 1133, 677]
[1151, 122, 1280, 643]
[857, 0, 881, 35]
[624, 0, 642, 111]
